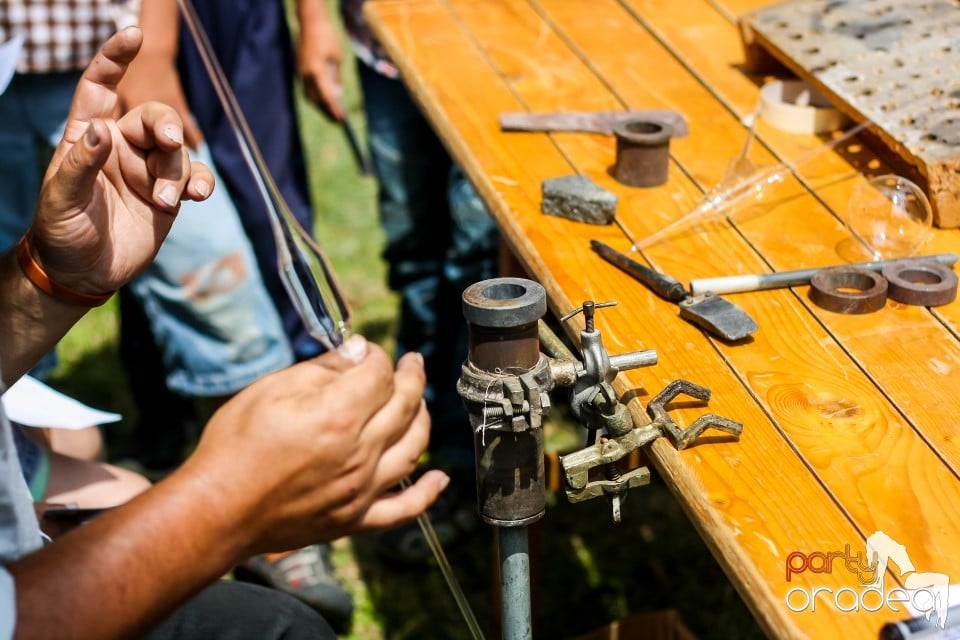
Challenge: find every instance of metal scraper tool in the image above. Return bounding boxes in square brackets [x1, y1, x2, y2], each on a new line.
[590, 240, 758, 341]
[499, 110, 689, 136]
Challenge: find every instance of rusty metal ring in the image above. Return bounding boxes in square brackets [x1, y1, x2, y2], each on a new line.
[882, 261, 959, 307]
[612, 119, 673, 188]
[809, 266, 887, 314]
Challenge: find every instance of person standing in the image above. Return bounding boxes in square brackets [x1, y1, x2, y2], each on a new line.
[160, 0, 357, 628]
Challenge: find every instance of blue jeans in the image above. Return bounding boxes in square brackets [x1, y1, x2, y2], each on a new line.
[128, 143, 293, 396]
[359, 63, 499, 465]
[177, 0, 323, 361]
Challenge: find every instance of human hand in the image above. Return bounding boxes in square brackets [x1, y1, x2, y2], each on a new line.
[298, 3, 346, 121]
[118, 52, 204, 149]
[117, 0, 204, 148]
[185, 336, 448, 554]
[27, 27, 214, 297]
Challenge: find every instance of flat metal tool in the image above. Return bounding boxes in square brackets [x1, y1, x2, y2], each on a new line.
[690, 253, 959, 295]
[591, 240, 758, 341]
[499, 110, 689, 137]
[341, 117, 373, 176]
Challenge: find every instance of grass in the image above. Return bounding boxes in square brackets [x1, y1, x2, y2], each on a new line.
[44, 36, 765, 640]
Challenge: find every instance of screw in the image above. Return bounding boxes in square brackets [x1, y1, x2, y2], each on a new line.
[583, 300, 596, 332]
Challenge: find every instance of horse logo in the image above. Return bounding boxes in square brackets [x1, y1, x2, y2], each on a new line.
[865, 531, 950, 628]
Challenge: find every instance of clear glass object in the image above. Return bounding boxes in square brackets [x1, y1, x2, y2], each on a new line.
[630, 116, 871, 252]
[845, 174, 933, 260]
[179, 5, 484, 636]
[179, 0, 350, 350]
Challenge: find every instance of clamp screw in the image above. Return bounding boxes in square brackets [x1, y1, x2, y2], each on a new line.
[560, 300, 617, 332]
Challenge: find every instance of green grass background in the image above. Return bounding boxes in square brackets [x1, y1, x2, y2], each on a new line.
[43, 17, 766, 640]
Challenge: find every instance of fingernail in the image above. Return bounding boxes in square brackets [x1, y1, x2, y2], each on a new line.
[162, 125, 184, 145]
[410, 351, 425, 367]
[437, 473, 451, 491]
[194, 180, 210, 198]
[85, 123, 101, 147]
[157, 184, 179, 207]
[337, 334, 367, 362]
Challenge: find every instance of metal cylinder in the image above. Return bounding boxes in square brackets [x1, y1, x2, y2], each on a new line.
[475, 428, 545, 526]
[463, 278, 546, 372]
[613, 119, 673, 188]
[499, 527, 533, 640]
[461, 277, 548, 526]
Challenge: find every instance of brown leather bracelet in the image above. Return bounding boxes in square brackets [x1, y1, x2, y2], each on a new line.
[15, 234, 113, 307]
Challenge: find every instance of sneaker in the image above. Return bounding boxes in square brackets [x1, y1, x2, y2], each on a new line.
[233, 544, 354, 633]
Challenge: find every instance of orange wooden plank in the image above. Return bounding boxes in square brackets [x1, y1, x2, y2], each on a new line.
[619, 0, 960, 489]
[365, 1, 960, 637]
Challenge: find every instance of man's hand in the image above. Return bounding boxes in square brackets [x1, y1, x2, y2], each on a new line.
[118, 0, 204, 148]
[297, 0, 346, 121]
[184, 336, 448, 555]
[28, 27, 214, 296]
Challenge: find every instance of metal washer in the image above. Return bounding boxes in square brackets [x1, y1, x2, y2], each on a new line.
[809, 266, 888, 314]
[882, 261, 959, 307]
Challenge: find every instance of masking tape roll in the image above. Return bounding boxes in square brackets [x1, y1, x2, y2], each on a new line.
[760, 80, 848, 135]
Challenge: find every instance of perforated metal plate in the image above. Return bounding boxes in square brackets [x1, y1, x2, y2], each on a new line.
[742, 0, 960, 227]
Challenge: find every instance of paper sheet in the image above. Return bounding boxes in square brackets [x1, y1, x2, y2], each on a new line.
[0, 35, 23, 95]
[2, 375, 122, 429]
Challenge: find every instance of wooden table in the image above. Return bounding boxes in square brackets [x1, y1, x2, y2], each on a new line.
[364, 1, 960, 638]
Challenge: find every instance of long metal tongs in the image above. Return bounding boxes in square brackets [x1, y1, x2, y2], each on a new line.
[176, 3, 484, 637]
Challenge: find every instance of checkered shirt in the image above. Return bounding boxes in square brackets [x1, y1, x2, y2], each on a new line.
[0, 0, 131, 73]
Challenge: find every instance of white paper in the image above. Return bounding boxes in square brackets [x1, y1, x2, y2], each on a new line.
[0, 34, 23, 95]
[2, 375, 121, 430]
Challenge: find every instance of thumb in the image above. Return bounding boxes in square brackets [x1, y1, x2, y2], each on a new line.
[48, 120, 113, 209]
[320, 61, 345, 121]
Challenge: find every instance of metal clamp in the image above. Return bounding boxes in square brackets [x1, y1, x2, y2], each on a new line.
[560, 378, 743, 522]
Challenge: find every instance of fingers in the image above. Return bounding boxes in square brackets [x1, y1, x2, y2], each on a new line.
[270, 340, 401, 447]
[356, 470, 451, 531]
[120, 101, 185, 152]
[319, 61, 345, 122]
[184, 161, 214, 202]
[301, 61, 345, 122]
[308, 336, 417, 416]
[63, 28, 144, 142]
[289, 335, 372, 385]
[42, 120, 113, 212]
[366, 396, 432, 490]
[338, 334, 370, 362]
[117, 102, 213, 211]
[356, 351, 429, 453]
[146, 143, 187, 212]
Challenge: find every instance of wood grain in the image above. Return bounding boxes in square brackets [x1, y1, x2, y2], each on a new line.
[365, 0, 960, 637]
[620, 0, 960, 484]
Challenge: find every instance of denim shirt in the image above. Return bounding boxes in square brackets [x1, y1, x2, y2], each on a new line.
[0, 361, 45, 637]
